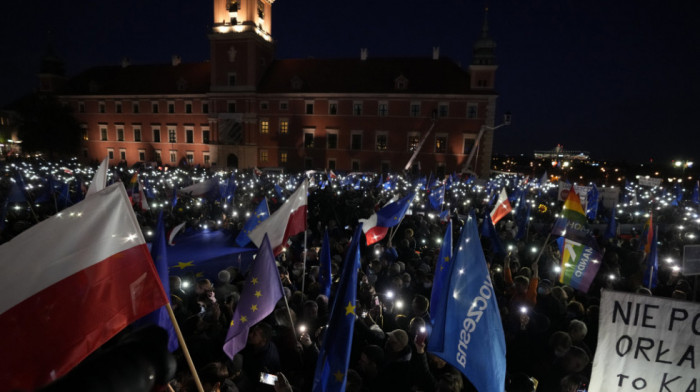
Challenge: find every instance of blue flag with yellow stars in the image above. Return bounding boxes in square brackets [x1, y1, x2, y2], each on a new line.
[429, 184, 445, 210]
[427, 213, 506, 392]
[429, 219, 453, 349]
[312, 225, 362, 392]
[223, 234, 284, 359]
[235, 198, 270, 247]
[318, 229, 332, 298]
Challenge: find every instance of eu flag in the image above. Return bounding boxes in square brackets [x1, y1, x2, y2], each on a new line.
[427, 214, 506, 392]
[429, 184, 445, 210]
[318, 229, 332, 298]
[312, 225, 362, 392]
[429, 219, 453, 350]
[235, 198, 270, 247]
[136, 212, 179, 351]
[223, 234, 284, 359]
[481, 214, 506, 259]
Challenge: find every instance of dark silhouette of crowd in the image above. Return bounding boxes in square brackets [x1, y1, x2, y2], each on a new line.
[1, 157, 697, 392]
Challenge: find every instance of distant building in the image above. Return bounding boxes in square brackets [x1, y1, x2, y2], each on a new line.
[49, 0, 502, 176]
[534, 144, 590, 161]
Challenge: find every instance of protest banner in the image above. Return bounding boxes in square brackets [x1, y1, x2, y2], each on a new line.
[638, 176, 663, 187]
[558, 182, 590, 207]
[590, 291, 699, 392]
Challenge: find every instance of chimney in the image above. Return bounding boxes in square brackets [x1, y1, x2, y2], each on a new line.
[360, 48, 368, 61]
[432, 47, 440, 60]
[171, 55, 182, 66]
[121, 57, 130, 68]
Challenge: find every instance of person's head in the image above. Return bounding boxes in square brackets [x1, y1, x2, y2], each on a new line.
[169, 276, 182, 291]
[412, 295, 430, 317]
[538, 279, 552, 295]
[385, 329, 409, 354]
[195, 279, 213, 295]
[408, 316, 426, 337]
[357, 344, 384, 379]
[302, 300, 319, 320]
[346, 369, 363, 392]
[217, 269, 231, 284]
[551, 286, 568, 304]
[568, 320, 588, 343]
[199, 362, 229, 392]
[247, 322, 273, 349]
[513, 276, 530, 295]
[561, 346, 590, 373]
[435, 367, 464, 392]
[549, 330, 572, 357]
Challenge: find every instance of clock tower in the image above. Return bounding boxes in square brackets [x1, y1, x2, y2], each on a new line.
[209, 0, 276, 91]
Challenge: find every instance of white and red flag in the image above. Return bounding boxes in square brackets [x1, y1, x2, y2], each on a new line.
[490, 188, 513, 225]
[248, 179, 308, 254]
[0, 183, 168, 391]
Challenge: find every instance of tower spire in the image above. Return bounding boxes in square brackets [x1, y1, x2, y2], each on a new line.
[472, 6, 496, 66]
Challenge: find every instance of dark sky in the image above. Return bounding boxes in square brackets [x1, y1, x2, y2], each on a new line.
[2, 0, 699, 165]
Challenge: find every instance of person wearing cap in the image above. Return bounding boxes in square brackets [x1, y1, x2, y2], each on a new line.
[372, 329, 415, 391]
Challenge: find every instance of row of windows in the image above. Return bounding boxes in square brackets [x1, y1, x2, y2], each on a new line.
[91, 125, 210, 144]
[79, 101, 210, 115]
[78, 99, 480, 119]
[257, 151, 424, 174]
[259, 101, 480, 118]
[105, 148, 210, 165]
[297, 131, 474, 154]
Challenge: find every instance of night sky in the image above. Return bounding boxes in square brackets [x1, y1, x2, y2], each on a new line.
[2, 0, 699, 165]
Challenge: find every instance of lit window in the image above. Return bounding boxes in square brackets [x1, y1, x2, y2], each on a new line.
[280, 152, 288, 163]
[260, 150, 268, 162]
[376, 133, 388, 151]
[279, 120, 288, 134]
[260, 120, 269, 134]
[435, 135, 447, 153]
[408, 135, 419, 151]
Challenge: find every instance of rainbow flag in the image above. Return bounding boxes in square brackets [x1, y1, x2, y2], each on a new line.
[552, 185, 590, 237]
[556, 235, 602, 293]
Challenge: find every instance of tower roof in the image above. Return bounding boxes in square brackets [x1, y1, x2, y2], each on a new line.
[472, 8, 497, 66]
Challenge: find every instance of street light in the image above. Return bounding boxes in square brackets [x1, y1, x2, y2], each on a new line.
[462, 112, 511, 176]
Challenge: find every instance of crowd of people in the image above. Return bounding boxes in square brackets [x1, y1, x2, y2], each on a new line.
[2, 156, 698, 392]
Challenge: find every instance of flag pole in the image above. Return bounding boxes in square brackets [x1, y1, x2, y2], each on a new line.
[533, 232, 553, 266]
[282, 294, 299, 341]
[165, 303, 204, 392]
[301, 228, 308, 299]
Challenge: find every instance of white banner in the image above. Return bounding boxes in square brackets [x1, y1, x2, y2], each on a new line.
[601, 187, 620, 210]
[638, 177, 663, 187]
[558, 182, 590, 207]
[590, 291, 699, 391]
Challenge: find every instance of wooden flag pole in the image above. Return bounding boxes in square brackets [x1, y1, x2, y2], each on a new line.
[166, 303, 204, 392]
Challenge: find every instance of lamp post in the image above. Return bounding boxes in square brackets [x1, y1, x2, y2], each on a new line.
[462, 112, 511, 177]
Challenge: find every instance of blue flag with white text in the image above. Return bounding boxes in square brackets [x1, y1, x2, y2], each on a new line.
[427, 214, 506, 392]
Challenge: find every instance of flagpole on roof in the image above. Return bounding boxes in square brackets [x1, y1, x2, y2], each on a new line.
[166, 303, 205, 392]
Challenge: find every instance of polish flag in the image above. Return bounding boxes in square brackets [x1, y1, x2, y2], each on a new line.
[359, 193, 414, 246]
[85, 156, 109, 198]
[248, 179, 308, 254]
[167, 221, 187, 246]
[490, 188, 513, 225]
[0, 183, 168, 391]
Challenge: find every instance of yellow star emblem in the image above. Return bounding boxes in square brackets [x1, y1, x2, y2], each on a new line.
[251, 277, 259, 285]
[240, 315, 248, 323]
[251, 304, 258, 312]
[195, 272, 204, 278]
[255, 290, 262, 298]
[230, 320, 234, 327]
[345, 301, 356, 316]
[444, 256, 450, 262]
[334, 370, 344, 382]
[173, 261, 194, 270]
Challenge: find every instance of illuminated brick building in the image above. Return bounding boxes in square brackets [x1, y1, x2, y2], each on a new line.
[57, 0, 501, 176]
